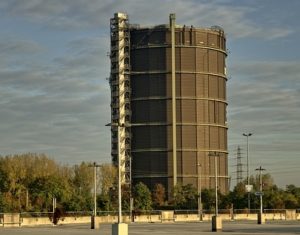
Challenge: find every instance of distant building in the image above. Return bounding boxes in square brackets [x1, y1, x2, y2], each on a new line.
[109, 12, 229, 196]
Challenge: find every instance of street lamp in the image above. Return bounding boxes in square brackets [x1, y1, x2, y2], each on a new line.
[255, 166, 266, 224]
[243, 133, 253, 211]
[197, 163, 202, 221]
[106, 122, 128, 235]
[209, 151, 222, 232]
[89, 162, 100, 229]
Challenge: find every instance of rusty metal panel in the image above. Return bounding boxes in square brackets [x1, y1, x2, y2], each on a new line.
[195, 31, 207, 45]
[177, 151, 182, 175]
[218, 78, 225, 99]
[132, 126, 149, 149]
[132, 152, 167, 175]
[176, 100, 182, 123]
[184, 31, 190, 44]
[167, 152, 173, 177]
[196, 48, 208, 72]
[196, 74, 205, 97]
[181, 100, 196, 123]
[190, 30, 195, 45]
[148, 30, 166, 44]
[166, 48, 171, 71]
[209, 126, 219, 149]
[197, 126, 205, 149]
[218, 102, 225, 124]
[176, 74, 181, 97]
[175, 48, 181, 71]
[166, 74, 172, 98]
[208, 50, 218, 73]
[131, 100, 149, 123]
[182, 152, 197, 175]
[131, 74, 166, 98]
[129, 26, 228, 194]
[149, 100, 167, 122]
[209, 75, 218, 98]
[209, 100, 215, 123]
[176, 126, 182, 148]
[182, 177, 196, 186]
[148, 48, 166, 70]
[208, 33, 218, 47]
[204, 74, 209, 97]
[150, 74, 167, 96]
[218, 52, 225, 74]
[166, 99, 172, 123]
[166, 126, 173, 149]
[196, 100, 205, 122]
[204, 125, 209, 147]
[181, 74, 196, 97]
[219, 127, 225, 150]
[131, 74, 149, 98]
[131, 48, 148, 71]
[132, 125, 167, 149]
[132, 100, 167, 123]
[182, 126, 196, 149]
[181, 48, 195, 71]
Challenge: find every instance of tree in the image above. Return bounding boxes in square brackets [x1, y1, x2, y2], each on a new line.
[263, 185, 285, 209]
[133, 182, 152, 211]
[173, 184, 186, 209]
[152, 183, 166, 208]
[201, 189, 215, 210]
[172, 184, 197, 209]
[99, 164, 117, 195]
[283, 193, 298, 209]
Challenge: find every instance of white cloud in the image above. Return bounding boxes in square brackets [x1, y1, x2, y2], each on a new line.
[0, 34, 111, 163]
[227, 60, 300, 186]
[0, 0, 294, 39]
[0, 0, 299, 185]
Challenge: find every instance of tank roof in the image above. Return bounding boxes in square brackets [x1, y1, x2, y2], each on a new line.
[129, 23, 225, 34]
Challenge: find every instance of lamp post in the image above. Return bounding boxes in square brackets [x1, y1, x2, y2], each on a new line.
[197, 163, 202, 221]
[243, 133, 252, 211]
[209, 151, 222, 232]
[255, 166, 266, 224]
[89, 162, 100, 229]
[106, 122, 128, 235]
[214, 154, 218, 217]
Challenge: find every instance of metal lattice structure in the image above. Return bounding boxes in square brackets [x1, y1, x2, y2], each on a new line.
[236, 146, 243, 184]
[110, 13, 131, 185]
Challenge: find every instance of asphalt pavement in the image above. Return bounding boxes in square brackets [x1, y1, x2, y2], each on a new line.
[1, 221, 300, 235]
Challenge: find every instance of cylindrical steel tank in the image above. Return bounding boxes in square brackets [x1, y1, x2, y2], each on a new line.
[129, 24, 228, 194]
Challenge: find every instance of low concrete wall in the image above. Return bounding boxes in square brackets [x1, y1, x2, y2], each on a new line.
[59, 216, 91, 224]
[2, 210, 299, 227]
[2, 213, 21, 227]
[264, 212, 285, 221]
[133, 214, 161, 223]
[175, 214, 199, 222]
[233, 213, 257, 221]
[22, 217, 53, 226]
[285, 210, 297, 220]
[161, 211, 174, 222]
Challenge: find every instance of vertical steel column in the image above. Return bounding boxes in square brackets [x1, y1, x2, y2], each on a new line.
[118, 125, 122, 223]
[243, 133, 252, 210]
[255, 166, 266, 217]
[170, 13, 177, 187]
[215, 155, 218, 216]
[197, 163, 202, 220]
[94, 162, 97, 217]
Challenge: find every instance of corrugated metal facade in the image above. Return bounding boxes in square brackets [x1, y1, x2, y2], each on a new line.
[127, 25, 228, 194]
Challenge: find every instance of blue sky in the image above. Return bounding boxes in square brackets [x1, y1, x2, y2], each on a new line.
[0, 0, 299, 188]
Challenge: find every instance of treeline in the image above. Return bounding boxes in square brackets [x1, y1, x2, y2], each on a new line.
[0, 153, 299, 213]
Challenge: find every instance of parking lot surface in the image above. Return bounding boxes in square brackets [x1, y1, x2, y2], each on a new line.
[1, 221, 300, 235]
